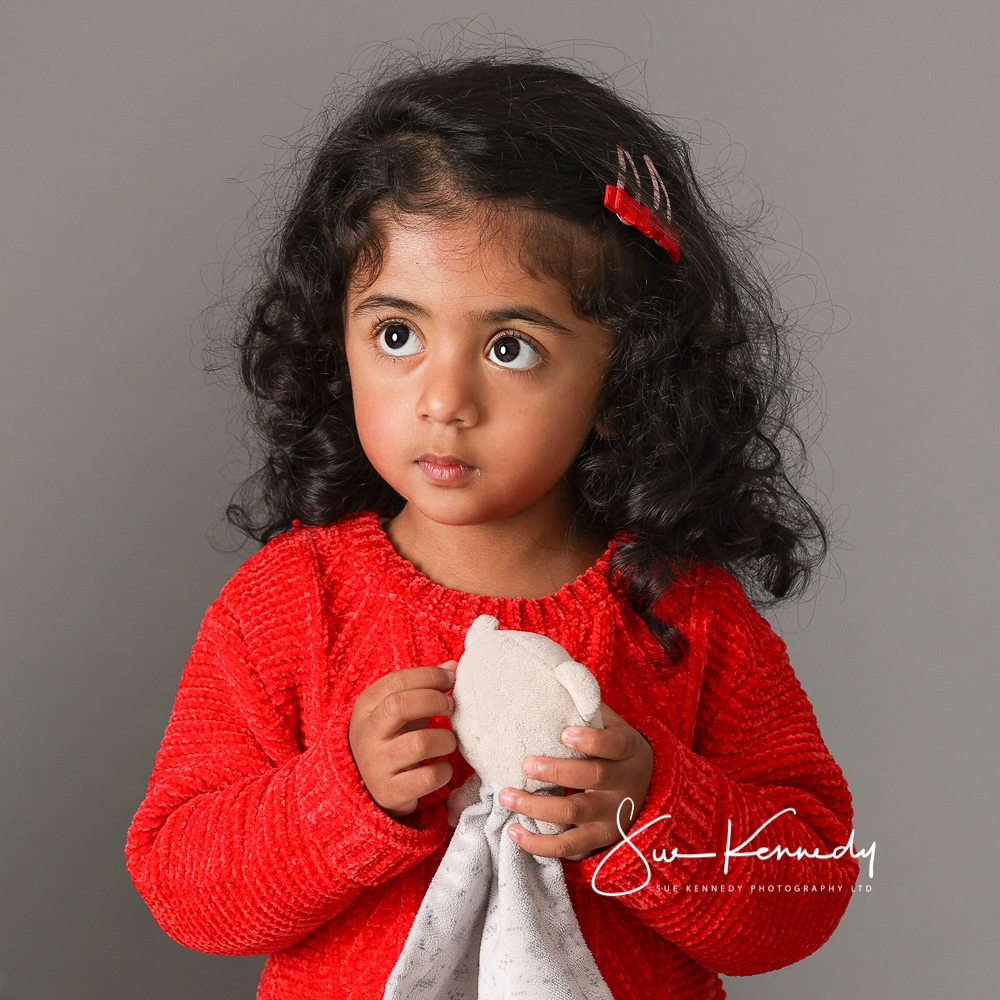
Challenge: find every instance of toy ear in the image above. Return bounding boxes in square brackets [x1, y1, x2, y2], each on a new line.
[552, 661, 604, 729]
[464, 614, 499, 647]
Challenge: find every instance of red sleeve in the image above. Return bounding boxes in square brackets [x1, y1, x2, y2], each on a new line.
[564, 569, 860, 976]
[124, 538, 449, 955]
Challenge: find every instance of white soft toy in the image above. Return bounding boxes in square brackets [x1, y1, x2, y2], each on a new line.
[446, 613, 605, 834]
[384, 614, 615, 1000]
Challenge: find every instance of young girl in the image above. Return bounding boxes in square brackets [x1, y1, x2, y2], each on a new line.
[127, 56, 859, 1000]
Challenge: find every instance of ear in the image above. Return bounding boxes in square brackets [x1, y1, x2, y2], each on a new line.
[552, 661, 604, 728]
[464, 615, 499, 646]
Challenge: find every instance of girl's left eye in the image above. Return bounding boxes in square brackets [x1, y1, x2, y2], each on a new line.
[487, 336, 541, 370]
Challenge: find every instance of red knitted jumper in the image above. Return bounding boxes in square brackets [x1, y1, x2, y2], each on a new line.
[126, 511, 858, 999]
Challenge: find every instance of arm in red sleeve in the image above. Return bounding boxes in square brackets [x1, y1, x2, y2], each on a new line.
[565, 570, 859, 976]
[125, 541, 449, 956]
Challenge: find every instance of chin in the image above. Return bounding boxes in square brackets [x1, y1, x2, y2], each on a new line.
[406, 493, 519, 528]
[414, 506, 497, 527]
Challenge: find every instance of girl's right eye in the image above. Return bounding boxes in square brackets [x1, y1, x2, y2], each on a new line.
[376, 322, 422, 357]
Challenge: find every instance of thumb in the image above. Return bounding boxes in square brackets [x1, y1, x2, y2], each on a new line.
[598, 701, 624, 727]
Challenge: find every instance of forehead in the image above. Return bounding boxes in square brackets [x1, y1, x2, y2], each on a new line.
[348, 202, 595, 307]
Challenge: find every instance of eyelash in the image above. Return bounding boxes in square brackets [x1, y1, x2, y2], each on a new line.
[369, 317, 546, 373]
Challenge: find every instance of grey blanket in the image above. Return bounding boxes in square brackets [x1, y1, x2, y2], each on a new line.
[383, 781, 614, 1000]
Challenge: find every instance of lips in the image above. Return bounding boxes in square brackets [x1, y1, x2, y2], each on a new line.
[416, 453, 477, 483]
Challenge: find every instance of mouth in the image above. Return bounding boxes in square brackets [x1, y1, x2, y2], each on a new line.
[416, 453, 477, 484]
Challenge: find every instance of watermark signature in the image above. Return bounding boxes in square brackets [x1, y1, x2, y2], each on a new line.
[590, 800, 876, 898]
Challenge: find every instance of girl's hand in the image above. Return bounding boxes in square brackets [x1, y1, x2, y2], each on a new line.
[349, 663, 458, 819]
[498, 703, 654, 861]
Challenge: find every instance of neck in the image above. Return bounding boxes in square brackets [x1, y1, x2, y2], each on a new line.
[384, 490, 607, 599]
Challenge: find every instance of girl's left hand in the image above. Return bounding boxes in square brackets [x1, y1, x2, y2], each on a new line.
[499, 702, 654, 861]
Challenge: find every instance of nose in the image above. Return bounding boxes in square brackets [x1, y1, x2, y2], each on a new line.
[416, 350, 481, 427]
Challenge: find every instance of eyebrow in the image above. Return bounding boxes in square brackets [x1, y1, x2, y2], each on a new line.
[351, 294, 576, 336]
[351, 294, 430, 318]
[471, 307, 576, 336]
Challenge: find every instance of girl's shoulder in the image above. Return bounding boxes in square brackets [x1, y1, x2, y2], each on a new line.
[657, 560, 787, 665]
[214, 512, 376, 622]
[614, 561, 800, 743]
[199, 514, 383, 677]
[657, 559, 763, 620]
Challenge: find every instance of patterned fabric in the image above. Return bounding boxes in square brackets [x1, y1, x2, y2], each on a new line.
[384, 781, 614, 1000]
[126, 511, 859, 1000]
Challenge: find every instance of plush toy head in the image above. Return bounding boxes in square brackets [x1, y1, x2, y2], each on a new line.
[451, 615, 604, 797]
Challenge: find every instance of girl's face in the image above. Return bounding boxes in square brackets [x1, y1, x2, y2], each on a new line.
[343, 208, 613, 533]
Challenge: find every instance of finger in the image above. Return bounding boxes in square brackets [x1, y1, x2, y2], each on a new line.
[499, 787, 609, 828]
[564, 701, 650, 757]
[507, 818, 616, 860]
[370, 686, 455, 739]
[560, 722, 632, 761]
[596, 701, 624, 727]
[384, 759, 453, 814]
[521, 754, 618, 791]
[387, 725, 458, 771]
[354, 663, 457, 713]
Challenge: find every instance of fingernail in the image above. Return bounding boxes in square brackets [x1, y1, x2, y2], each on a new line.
[447, 695, 455, 712]
[498, 789, 514, 808]
[562, 728, 581, 746]
[522, 759, 539, 777]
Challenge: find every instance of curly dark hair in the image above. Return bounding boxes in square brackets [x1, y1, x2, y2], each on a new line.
[227, 53, 828, 660]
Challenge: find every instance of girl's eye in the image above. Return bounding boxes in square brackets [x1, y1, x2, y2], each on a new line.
[377, 322, 422, 357]
[488, 336, 541, 370]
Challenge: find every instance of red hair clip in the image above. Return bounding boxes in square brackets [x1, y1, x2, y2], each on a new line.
[603, 148, 681, 262]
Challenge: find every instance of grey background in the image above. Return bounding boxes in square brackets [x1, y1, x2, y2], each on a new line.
[1, 2, 996, 998]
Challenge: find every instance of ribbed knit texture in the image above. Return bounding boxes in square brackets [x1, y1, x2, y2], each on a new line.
[126, 511, 859, 999]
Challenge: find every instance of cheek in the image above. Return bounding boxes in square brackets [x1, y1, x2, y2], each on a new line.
[352, 378, 405, 466]
[345, 348, 399, 468]
[502, 384, 601, 480]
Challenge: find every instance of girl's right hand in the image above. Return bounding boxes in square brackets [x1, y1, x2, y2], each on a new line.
[348, 662, 458, 819]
